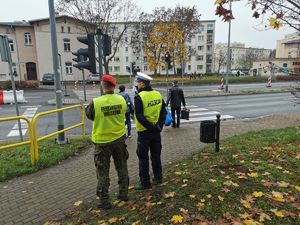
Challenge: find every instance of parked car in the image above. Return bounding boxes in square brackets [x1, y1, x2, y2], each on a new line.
[231, 70, 245, 76]
[42, 73, 55, 85]
[87, 74, 100, 83]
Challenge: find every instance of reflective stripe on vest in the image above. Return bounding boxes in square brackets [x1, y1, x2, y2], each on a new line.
[92, 94, 127, 143]
[135, 90, 162, 132]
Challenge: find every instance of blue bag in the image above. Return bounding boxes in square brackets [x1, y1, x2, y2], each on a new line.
[165, 108, 173, 126]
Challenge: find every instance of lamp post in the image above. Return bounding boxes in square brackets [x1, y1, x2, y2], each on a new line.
[225, 0, 239, 93]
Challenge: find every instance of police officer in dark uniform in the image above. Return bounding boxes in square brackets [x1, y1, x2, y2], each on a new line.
[134, 72, 167, 190]
[85, 75, 129, 209]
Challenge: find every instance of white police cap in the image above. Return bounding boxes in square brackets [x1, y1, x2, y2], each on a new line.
[136, 72, 153, 82]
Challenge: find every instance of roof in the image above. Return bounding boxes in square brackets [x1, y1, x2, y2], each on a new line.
[0, 21, 31, 27]
[29, 15, 96, 27]
[283, 39, 300, 45]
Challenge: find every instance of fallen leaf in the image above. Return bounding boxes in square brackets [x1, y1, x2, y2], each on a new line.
[271, 191, 285, 203]
[240, 199, 251, 209]
[183, 179, 189, 183]
[209, 179, 217, 183]
[117, 201, 126, 207]
[218, 196, 224, 201]
[259, 212, 271, 222]
[165, 192, 175, 199]
[248, 172, 258, 178]
[170, 215, 183, 223]
[131, 221, 141, 225]
[207, 194, 212, 198]
[295, 186, 300, 191]
[252, 192, 263, 198]
[74, 200, 83, 206]
[175, 171, 182, 175]
[189, 194, 196, 199]
[181, 184, 187, 187]
[180, 208, 188, 214]
[270, 209, 284, 217]
[128, 185, 135, 190]
[108, 217, 118, 223]
[277, 181, 290, 187]
[197, 202, 205, 210]
[97, 220, 106, 225]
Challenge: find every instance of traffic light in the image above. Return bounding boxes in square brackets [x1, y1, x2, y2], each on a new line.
[73, 33, 96, 74]
[103, 34, 112, 56]
[165, 52, 172, 69]
[131, 62, 136, 73]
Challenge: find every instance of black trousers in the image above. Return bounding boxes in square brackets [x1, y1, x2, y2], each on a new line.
[171, 107, 181, 127]
[136, 131, 162, 186]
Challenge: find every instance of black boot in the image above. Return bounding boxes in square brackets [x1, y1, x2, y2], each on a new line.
[135, 184, 152, 190]
[97, 202, 112, 210]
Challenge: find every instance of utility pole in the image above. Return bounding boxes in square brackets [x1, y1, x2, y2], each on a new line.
[48, 0, 65, 143]
[96, 29, 103, 95]
[1, 36, 23, 141]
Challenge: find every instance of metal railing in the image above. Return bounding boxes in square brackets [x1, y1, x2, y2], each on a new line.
[0, 116, 35, 164]
[32, 104, 85, 163]
[0, 104, 85, 165]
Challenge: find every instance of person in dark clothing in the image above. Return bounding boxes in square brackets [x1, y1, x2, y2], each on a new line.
[118, 85, 134, 138]
[134, 72, 167, 190]
[166, 80, 186, 128]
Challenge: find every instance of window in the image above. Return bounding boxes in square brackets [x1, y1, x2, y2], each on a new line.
[207, 45, 212, 52]
[207, 24, 214, 30]
[64, 38, 71, 51]
[109, 66, 112, 72]
[114, 66, 120, 72]
[125, 46, 128, 52]
[197, 65, 203, 70]
[188, 65, 191, 70]
[125, 37, 128, 42]
[200, 25, 205, 32]
[283, 63, 288, 67]
[126, 56, 129, 62]
[143, 65, 148, 71]
[68, 26, 71, 33]
[198, 46, 204, 51]
[24, 33, 32, 45]
[115, 57, 120, 62]
[8, 40, 14, 52]
[65, 62, 73, 74]
[198, 35, 204, 41]
[61, 26, 64, 33]
[197, 55, 203, 61]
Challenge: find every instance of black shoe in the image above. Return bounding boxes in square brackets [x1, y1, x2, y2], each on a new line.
[177, 125, 180, 128]
[117, 195, 129, 201]
[97, 202, 112, 210]
[135, 184, 152, 190]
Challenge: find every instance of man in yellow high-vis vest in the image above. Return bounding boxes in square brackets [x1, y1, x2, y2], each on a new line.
[134, 72, 167, 190]
[85, 75, 129, 210]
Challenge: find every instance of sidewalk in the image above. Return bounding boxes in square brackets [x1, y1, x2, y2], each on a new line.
[0, 113, 300, 225]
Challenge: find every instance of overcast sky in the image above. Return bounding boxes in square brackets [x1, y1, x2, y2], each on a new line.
[0, 0, 295, 49]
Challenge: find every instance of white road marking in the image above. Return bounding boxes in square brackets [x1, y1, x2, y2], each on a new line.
[7, 107, 39, 137]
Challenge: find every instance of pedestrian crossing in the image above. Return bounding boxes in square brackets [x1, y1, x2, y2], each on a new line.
[130, 104, 234, 128]
[7, 107, 39, 137]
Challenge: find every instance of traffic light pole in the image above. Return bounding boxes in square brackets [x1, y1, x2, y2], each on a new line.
[48, 0, 65, 144]
[96, 29, 104, 95]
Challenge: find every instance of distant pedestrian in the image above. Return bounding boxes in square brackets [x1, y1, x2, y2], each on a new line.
[118, 85, 134, 138]
[166, 80, 186, 128]
[134, 72, 167, 190]
[85, 75, 129, 210]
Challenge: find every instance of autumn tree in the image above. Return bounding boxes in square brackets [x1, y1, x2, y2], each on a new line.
[215, 0, 300, 31]
[135, 5, 200, 75]
[214, 49, 227, 74]
[56, 0, 138, 74]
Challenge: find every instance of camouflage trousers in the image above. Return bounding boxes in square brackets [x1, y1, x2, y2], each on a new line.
[94, 141, 129, 203]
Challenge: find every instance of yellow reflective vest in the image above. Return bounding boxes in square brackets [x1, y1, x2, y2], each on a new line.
[92, 94, 127, 143]
[135, 90, 162, 132]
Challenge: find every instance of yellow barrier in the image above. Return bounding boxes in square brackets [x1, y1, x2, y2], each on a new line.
[0, 116, 35, 165]
[32, 104, 85, 163]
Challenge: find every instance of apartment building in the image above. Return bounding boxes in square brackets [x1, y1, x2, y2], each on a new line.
[0, 16, 215, 82]
[276, 31, 300, 58]
[214, 42, 272, 73]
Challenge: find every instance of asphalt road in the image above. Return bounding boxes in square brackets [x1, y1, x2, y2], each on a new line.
[0, 88, 299, 142]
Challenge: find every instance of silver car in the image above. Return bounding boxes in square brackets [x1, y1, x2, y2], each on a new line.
[87, 74, 100, 83]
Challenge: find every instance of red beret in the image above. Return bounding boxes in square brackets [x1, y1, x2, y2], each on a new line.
[101, 75, 116, 86]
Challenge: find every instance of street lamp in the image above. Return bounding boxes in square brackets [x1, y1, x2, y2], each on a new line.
[225, 0, 240, 93]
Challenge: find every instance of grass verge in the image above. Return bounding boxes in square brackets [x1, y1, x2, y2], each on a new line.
[59, 127, 300, 225]
[0, 137, 91, 182]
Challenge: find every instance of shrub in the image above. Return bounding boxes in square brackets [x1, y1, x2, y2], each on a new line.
[276, 75, 300, 81]
[0, 80, 39, 90]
